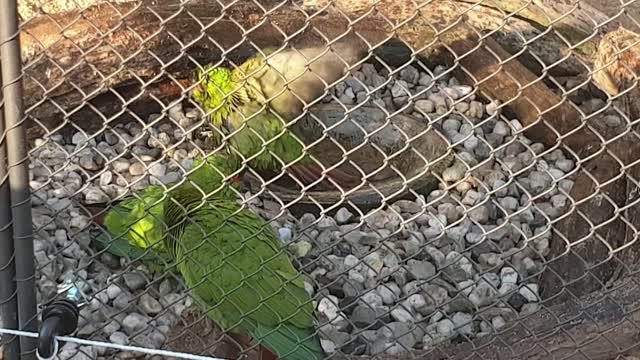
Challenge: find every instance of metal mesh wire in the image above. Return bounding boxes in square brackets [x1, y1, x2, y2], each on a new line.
[1, 0, 640, 359]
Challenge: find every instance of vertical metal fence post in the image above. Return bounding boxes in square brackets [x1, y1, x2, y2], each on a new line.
[0, 1, 37, 359]
[0, 69, 20, 360]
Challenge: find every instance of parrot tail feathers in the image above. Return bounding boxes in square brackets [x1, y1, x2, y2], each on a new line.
[252, 324, 324, 360]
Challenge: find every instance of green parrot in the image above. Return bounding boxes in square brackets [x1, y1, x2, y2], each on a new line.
[163, 184, 324, 360]
[97, 153, 242, 260]
[191, 43, 366, 187]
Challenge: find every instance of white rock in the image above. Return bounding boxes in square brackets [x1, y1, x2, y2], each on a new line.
[452, 312, 474, 336]
[519, 283, 539, 302]
[99, 171, 113, 186]
[390, 307, 415, 323]
[500, 267, 519, 285]
[335, 207, 353, 224]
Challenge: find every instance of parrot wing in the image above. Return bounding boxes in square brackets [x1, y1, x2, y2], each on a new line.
[173, 200, 323, 360]
[103, 185, 167, 251]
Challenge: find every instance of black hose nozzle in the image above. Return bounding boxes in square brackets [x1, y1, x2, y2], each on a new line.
[37, 298, 80, 359]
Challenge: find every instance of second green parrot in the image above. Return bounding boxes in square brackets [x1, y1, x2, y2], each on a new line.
[191, 43, 366, 187]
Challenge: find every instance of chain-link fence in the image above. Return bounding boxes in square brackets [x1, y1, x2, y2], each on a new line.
[1, 0, 640, 359]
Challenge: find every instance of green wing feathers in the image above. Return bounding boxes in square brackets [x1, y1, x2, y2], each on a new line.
[103, 185, 166, 252]
[101, 153, 241, 258]
[253, 322, 324, 360]
[164, 190, 324, 360]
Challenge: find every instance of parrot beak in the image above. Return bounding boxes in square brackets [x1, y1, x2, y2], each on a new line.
[193, 83, 205, 94]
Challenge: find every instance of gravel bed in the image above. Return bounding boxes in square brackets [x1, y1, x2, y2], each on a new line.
[26, 59, 611, 358]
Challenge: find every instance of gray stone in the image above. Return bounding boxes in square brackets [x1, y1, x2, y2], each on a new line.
[603, 114, 622, 127]
[551, 194, 567, 208]
[521, 303, 541, 315]
[278, 227, 293, 243]
[421, 284, 450, 315]
[492, 316, 506, 330]
[351, 305, 389, 329]
[298, 213, 316, 228]
[478, 253, 504, 268]
[121, 313, 148, 335]
[72, 132, 90, 145]
[377, 283, 401, 305]
[498, 197, 519, 211]
[79, 155, 99, 171]
[106, 284, 123, 300]
[419, 74, 433, 87]
[558, 179, 575, 193]
[400, 66, 420, 84]
[415, 99, 435, 114]
[407, 260, 436, 280]
[139, 293, 163, 315]
[443, 163, 466, 182]
[391, 80, 410, 98]
[555, 159, 574, 172]
[109, 331, 129, 345]
[528, 171, 552, 194]
[452, 312, 475, 336]
[99, 171, 113, 186]
[493, 121, 510, 137]
[342, 279, 364, 299]
[111, 159, 131, 173]
[335, 207, 353, 224]
[317, 217, 338, 230]
[33, 214, 56, 231]
[381, 322, 418, 349]
[468, 205, 490, 224]
[290, 241, 312, 258]
[468, 282, 497, 307]
[318, 296, 348, 330]
[129, 162, 146, 176]
[360, 291, 384, 308]
[443, 251, 475, 282]
[85, 188, 110, 204]
[148, 163, 166, 178]
[123, 272, 147, 291]
[519, 283, 539, 302]
[339, 93, 355, 105]
[113, 291, 134, 310]
[394, 200, 422, 214]
[436, 319, 456, 337]
[390, 306, 415, 323]
[500, 267, 518, 285]
[442, 118, 461, 133]
[425, 246, 445, 269]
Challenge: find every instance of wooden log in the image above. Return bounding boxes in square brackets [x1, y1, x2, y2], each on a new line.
[542, 27, 640, 301]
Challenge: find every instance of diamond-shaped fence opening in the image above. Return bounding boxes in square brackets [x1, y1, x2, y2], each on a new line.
[1, 0, 640, 359]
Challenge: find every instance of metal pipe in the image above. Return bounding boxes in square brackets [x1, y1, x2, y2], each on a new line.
[0, 1, 38, 359]
[0, 68, 20, 360]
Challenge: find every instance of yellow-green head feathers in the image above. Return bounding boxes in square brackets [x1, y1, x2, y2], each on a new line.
[192, 65, 240, 126]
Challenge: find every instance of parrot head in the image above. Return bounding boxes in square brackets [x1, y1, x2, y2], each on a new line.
[191, 65, 240, 127]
